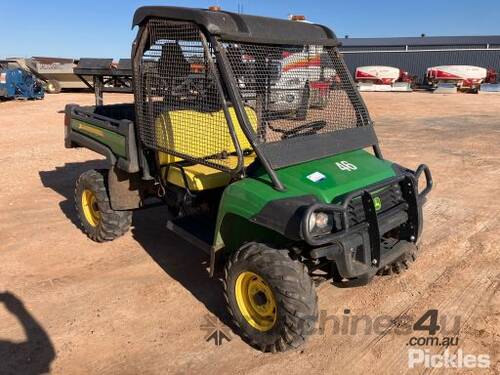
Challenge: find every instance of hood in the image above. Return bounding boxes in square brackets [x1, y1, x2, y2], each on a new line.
[214, 149, 397, 248]
[273, 149, 395, 203]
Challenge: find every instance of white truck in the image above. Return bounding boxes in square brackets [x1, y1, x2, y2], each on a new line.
[269, 48, 336, 118]
[237, 46, 336, 120]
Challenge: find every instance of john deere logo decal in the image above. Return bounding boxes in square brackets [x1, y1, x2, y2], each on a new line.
[373, 196, 382, 211]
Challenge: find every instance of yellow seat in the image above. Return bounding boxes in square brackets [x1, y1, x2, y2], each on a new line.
[155, 106, 257, 191]
[166, 155, 256, 191]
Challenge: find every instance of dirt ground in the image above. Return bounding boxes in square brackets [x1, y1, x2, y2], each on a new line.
[0, 91, 498, 374]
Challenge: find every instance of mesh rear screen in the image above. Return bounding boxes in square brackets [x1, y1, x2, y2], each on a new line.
[135, 19, 239, 171]
[223, 43, 371, 144]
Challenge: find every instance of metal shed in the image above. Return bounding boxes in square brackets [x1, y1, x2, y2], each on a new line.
[339, 35, 500, 83]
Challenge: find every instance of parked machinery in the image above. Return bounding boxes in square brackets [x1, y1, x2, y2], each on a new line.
[29, 57, 89, 94]
[479, 68, 500, 94]
[4, 57, 90, 94]
[426, 65, 499, 93]
[0, 61, 44, 100]
[74, 58, 133, 105]
[355, 66, 413, 92]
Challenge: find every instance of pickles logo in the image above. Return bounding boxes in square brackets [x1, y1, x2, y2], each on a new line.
[373, 196, 382, 211]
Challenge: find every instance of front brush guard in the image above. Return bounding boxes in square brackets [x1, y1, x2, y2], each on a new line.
[302, 164, 432, 278]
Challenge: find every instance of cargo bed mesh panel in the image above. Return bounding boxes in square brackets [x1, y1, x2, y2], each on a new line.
[223, 43, 371, 144]
[135, 19, 237, 171]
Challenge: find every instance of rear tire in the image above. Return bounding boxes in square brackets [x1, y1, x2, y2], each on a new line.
[224, 243, 318, 352]
[45, 80, 61, 94]
[74, 169, 132, 242]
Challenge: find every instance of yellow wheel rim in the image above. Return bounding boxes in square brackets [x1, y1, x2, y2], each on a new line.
[81, 189, 100, 227]
[235, 271, 277, 332]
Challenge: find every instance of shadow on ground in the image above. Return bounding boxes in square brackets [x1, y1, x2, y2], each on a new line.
[39, 162, 230, 326]
[39, 160, 107, 228]
[0, 292, 55, 375]
[132, 207, 229, 323]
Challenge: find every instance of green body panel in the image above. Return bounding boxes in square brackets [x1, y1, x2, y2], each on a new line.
[214, 149, 396, 250]
[71, 119, 127, 158]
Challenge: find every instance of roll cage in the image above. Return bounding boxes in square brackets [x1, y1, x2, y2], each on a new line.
[131, 6, 381, 191]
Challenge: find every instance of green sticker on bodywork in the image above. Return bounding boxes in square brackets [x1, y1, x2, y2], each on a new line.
[373, 196, 382, 211]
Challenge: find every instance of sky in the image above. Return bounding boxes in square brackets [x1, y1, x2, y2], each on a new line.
[2, 0, 499, 59]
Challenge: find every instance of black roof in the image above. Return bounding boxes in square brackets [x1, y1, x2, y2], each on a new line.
[132, 6, 338, 46]
[341, 35, 500, 47]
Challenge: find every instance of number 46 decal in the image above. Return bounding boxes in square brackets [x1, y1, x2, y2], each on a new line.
[336, 161, 358, 171]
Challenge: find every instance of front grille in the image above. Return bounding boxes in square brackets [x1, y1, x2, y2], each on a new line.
[346, 183, 404, 226]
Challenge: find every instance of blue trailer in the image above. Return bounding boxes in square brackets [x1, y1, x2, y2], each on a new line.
[0, 67, 44, 100]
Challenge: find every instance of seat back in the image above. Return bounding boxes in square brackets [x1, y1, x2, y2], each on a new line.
[158, 43, 191, 84]
[156, 106, 257, 165]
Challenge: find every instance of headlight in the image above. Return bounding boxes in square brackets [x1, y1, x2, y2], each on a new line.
[308, 211, 333, 234]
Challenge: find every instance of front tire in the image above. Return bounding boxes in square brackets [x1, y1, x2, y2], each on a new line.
[74, 169, 132, 242]
[224, 243, 318, 352]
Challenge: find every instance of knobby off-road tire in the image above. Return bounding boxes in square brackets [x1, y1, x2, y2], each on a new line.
[377, 245, 418, 276]
[224, 243, 318, 352]
[74, 169, 132, 242]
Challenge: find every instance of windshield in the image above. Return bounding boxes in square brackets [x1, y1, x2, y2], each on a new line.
[222, 42, 375, 168]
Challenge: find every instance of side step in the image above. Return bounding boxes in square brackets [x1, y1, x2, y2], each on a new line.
[167, 214, 219, 277]
[166, 215, 215, 255]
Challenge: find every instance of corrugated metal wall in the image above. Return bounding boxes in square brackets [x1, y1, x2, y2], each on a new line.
[340, 48, 500, 83]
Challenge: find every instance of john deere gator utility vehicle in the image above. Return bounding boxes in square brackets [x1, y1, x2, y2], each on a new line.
[64, 6, 433, 352]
